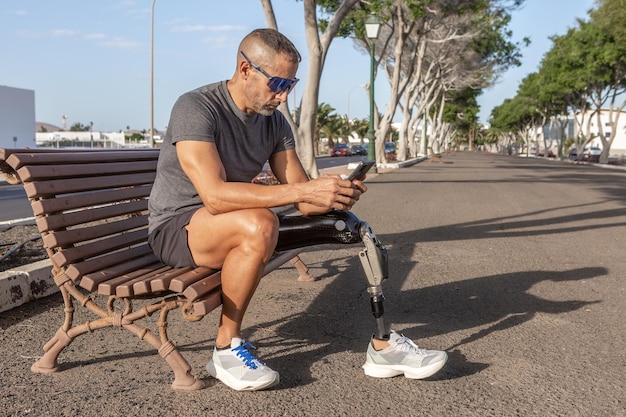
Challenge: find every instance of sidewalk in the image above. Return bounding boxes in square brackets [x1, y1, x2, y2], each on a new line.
[1, 151, 624, 416]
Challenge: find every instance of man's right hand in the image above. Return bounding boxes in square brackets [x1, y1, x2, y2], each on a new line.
[295, 175, 365, 214]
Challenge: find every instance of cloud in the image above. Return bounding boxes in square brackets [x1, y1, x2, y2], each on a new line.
[166, 18, 188, 26]
[125, 8, 150, 16]
[112, 0, 148, 18]
[98, 37, 145, 48]
[9, 10, 28, 16]
[52, 29, 80, 37]
[171, 25, 210, 33]
[200, 36, 235, 48]
[84, 33, 107, 40]
[47, 28, 142, 49]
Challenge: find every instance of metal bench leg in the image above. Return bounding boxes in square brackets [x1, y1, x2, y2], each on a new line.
[289, 255, 316, 282]
[155, 302, 205, 390]
[31, 285, 75, 374]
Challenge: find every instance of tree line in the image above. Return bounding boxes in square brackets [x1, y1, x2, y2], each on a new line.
[259, 0, 526, 175]
[488, 0, 625, 164]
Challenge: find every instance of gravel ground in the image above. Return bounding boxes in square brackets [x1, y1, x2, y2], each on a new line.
[0, 224, 47, 271]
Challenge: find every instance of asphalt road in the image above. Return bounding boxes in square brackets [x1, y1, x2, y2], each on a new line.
[0, 183, 30, 222]
[1, 152, 624, 416]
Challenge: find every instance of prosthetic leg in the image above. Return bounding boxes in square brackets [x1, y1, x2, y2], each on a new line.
[276, 210, 390, 340]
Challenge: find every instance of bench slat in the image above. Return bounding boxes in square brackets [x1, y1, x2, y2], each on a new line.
[145, 267, 194, 293]
[79, 252, 163, 292]
[192, 290, 223, 317]
[182, 271, 222, 302]
[0, 148, 80, 162]
[97, 258, 166, 295]
[64, 242, 156, 282]
[168, 267, 218, 293]
[31, 185, 151, 216]
[5, 150, 159, 169]
[115, 265, 173, 297]
[17, 160, 157, 182]
[52, 228, 149, 267]
[38, 200, 148, 234]
[23, 172, 156, 198]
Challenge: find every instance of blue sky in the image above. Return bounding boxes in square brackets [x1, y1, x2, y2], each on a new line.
[1, 0, 595, 132]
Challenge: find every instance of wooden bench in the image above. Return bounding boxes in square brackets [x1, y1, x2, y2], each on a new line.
[0, 147, 349, 391]
[428, 147, 443, 163]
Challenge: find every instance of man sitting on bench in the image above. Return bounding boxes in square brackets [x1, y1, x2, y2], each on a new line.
[148, 28, 446, 391]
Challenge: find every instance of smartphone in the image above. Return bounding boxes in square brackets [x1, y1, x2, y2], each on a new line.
[346, 160, 375, 181]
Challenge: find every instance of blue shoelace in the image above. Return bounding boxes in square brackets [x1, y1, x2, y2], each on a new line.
[232, 342, 266, 369]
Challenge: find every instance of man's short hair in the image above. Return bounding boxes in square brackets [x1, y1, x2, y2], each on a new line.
[243, 28, 301, 64]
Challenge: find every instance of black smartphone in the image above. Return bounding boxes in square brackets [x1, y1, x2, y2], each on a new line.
[346, 160, 375, 181]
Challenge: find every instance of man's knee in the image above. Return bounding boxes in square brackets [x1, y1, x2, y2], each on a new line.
[238, 209, 279, 252]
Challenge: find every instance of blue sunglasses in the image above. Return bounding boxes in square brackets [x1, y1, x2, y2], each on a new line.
[240, 51, 299, 95]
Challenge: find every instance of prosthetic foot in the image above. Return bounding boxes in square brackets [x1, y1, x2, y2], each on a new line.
[277, 210, 390, 339]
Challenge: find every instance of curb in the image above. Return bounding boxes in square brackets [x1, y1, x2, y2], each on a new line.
[0, 159, 424, 313]
[0, 259, 55, 313]
[379, 156, 426, 169]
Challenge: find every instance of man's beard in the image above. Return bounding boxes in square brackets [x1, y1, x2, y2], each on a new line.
[255, 101, 280, 117]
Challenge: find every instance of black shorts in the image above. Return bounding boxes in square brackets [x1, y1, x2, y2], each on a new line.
[148, 209, 197, 268]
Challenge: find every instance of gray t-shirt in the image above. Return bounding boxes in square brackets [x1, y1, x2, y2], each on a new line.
[148, 81, 295, 233]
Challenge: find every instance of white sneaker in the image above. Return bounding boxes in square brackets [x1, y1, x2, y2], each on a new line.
[362, 331, 447, 379]
[206, 338, 279, 391]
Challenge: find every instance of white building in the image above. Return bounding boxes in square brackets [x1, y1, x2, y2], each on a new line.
[0, 85, 36, 148]
[35, 131, 127, 148]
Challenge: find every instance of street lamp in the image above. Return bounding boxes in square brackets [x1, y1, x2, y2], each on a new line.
[365, 14, 380, 164]
[149, 0, 156, 148]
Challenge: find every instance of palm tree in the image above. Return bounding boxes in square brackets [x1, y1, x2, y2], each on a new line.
[315, 103, 335, 155]
[320, 113, 351, 152]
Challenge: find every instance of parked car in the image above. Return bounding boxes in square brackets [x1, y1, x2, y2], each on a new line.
[384, 142, 397, 160]
[520, 146, 537, 155]
[331, 143, 352, 157]
[537, 149, 556, 158]
[582, 146, 601, 163]
[569, 146, 601, 163]
[351, 144, 368, 156]
[252, 163, 279, 185]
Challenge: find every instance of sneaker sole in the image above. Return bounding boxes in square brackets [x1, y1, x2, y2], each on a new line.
[206, 360, 280, 391]
[362, 353, 447, 379]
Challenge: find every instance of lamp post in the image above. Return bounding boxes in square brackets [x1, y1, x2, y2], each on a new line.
[365, 14, 380, 164]
[149, 0, 156, 148]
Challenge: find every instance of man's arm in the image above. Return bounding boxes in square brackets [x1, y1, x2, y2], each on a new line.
[176, 141, 362, 215]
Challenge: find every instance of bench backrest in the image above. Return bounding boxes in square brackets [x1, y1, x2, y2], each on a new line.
[2, 148, 306, 316]
[5, 149, 166, 288]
